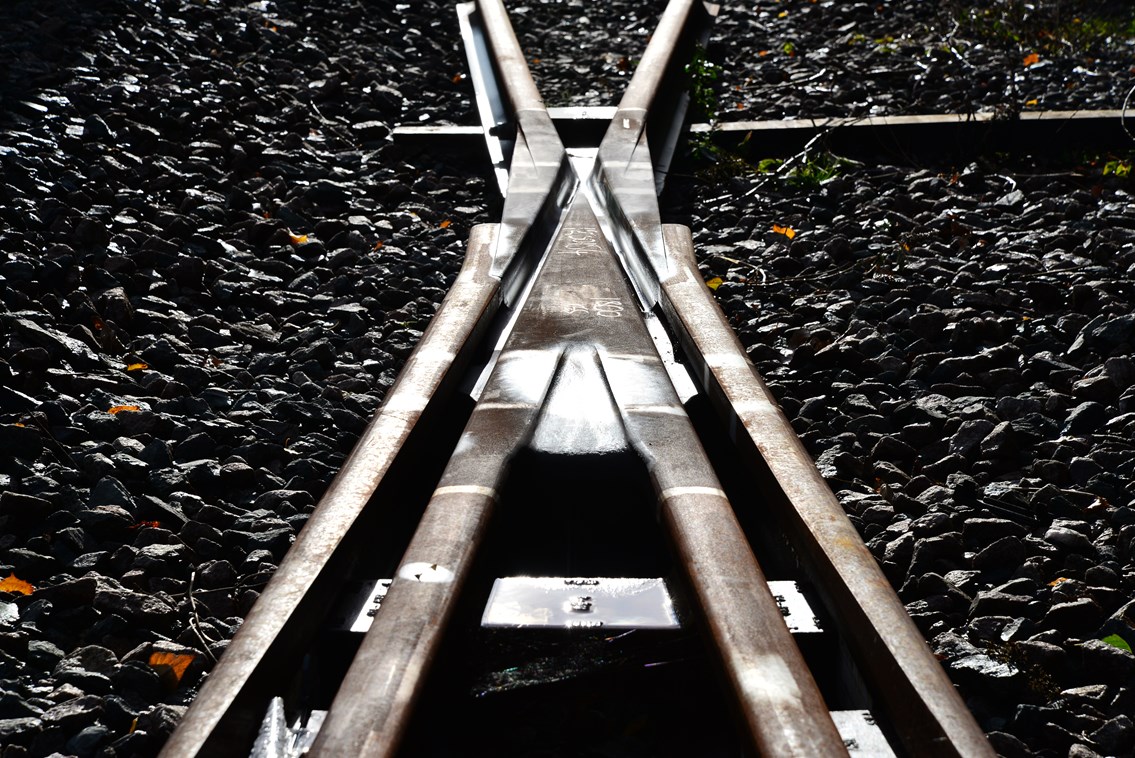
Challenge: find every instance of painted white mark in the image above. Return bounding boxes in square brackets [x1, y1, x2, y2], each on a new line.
[398, 562, 456, 583]
[659, 486, 727, 501]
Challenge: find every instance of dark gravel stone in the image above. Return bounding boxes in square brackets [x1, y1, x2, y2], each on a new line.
[1069, 639, 1135, 686]
[970, 591, 1035, 619]
[0, 717, 41, 746]
[1044, 526, 1096, 555]
[1090, 715, 1135, 756]
[1042, 598, 1105, 637]
[949, 419, 995, 458]
[40, 694, 103, 733]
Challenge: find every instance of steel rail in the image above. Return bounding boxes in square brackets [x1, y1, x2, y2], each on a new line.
[159, 225, 505, 757]
[654, 225, 994, 757]
[163, 2, 997, 756]
[310, 0, 843, 753]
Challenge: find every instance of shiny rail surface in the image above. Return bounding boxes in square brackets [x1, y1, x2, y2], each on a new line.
[162, 2, 994, 756]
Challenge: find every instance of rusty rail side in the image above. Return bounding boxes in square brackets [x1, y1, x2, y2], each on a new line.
[159, 225, 503, 758]
[656, 224, 995, 758]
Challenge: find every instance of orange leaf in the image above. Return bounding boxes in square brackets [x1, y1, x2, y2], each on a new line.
[125, 362, 148, 372]
[127, 520, 161, 530]
[13, 422, 25, 428]
[451, 73, 465, 84]
[758, 50, 770, 57]
[0, 574, 35, 595]
[772, 224, 796, 240]
[706, 277, 723, 291]
[288, 232, 308, 245]
[93, 318, 105, 331]
[1025, 98, 1038, 106]
[372, 240, 384, 250]
[439, 219, 452, 229]
[148, 652, 196, 689]
[108, 405, 141, 415]
[1048, 576, 1070, 586]
[1023, 53, 1040, 67]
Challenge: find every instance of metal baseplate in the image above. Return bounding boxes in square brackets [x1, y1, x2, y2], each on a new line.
[336, 577, 823, 635]
[481, 577, 679, 629]
[832, 710, 897, 757]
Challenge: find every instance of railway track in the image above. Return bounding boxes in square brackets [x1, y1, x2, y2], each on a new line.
[162, 2, 996, 755]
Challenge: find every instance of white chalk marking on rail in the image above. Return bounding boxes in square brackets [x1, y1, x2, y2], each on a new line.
[398, 562, 456, 584]
[730, 399, 778, 417]
[739, 655, 802, 704]
[432, 485, 499, 502]
[381, 392, 428, 414]
[659, 486, 727, 501]
[412, 349, 456, 365]
[476, 401, 537, 411]
[701, 352, 751, 369]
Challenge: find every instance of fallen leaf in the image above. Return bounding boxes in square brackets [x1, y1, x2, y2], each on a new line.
[149, 651, 197, 690]
[758, 50, 770, 57]
[125, 362, 148, 372]
[705, 277, 723, 291]
[451, 73, 465, 84]
[1047, 576, 1070, 586]
[778, 10, 788, 17]
[127, 520, 161, 530]
[772, 224, 796, 240]
[1023, 52, 1040, 67]
[1101, 634, 1132, 653]
[93, 318, 105, 331]
[372, 240, 384, 250]
[1025, 99, 1038, 106]
[288, 232, 308, 245]
[439, 219, 452, 229]
[108, 405, 141, 415]
[0, 574, 34, 595]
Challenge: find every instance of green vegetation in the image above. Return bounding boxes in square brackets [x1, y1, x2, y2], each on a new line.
[1103, 158, 1132, 178]
[947, 0, 1135, 53]
[754, 152, 851, 189]
[687, 126, 853, 190]
[1102, 633, 1132, 652]
[684, 45, 719, 121]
